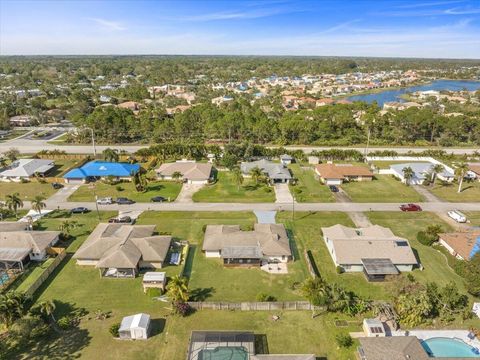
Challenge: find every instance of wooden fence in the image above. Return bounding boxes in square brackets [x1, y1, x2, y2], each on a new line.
[24, 249, 67, 298]
[304, 249, 320, 278]
[187, 301, 316, 311]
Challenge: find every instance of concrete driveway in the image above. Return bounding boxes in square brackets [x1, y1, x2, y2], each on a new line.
[274, 183, 294, 203]
[46, 184, 80, 204]
[175, 183, 204, 203]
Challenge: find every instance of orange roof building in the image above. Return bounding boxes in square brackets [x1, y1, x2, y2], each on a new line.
[315, 163, 374, 185]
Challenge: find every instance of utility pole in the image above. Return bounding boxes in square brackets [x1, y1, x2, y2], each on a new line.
[292, 193, 295, 221]
[85, 127, 96, 158]
[364, 127, 371, 160]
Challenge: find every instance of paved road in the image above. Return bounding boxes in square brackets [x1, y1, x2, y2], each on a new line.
[1, 136, 479, 155]
[40, 200, 480, 213]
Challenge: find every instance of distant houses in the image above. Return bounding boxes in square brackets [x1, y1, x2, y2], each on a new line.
[315, 163, 374, 185]
[0, 158, 55, 181]
[202, 224, 292, 267]
[240, 159, 292, 184]
[9, 115, 36, 126]
[155, 160, 213, 184]
[63, 161, 140, 184]
[321, 224, 418, 280]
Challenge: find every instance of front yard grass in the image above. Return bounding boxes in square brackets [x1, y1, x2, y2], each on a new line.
[341, 175, 423, 202]
[288, 164, 335, 203]
[430, 181, 480, 202]
[68, 181, 182, 202]
[192, 171, 275, 203]
[0, 182, 56, 201]
[465, 212, 480, 226]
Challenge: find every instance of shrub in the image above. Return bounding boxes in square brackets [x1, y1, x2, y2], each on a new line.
[116, 185, 124, 192]
[417, 231, 437, 246]
[335, 333, 353, 348]
[336, 266, 344, 274]
[57, 316, 73, 330]
[173, 301, 193, 317]
[146, 288, 161, 297]
[256, 293, 277, 302]
[109, 323, 120, 337]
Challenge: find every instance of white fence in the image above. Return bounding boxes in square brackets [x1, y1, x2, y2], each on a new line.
[366, 156, 454, 174]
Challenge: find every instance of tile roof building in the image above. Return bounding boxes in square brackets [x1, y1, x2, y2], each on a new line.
[63, 161, 140, 184]
[240, 159, 292, 183]
[0, 159, 55, 180]
[155, 161, 213, 184]
[439, 231, 480, 261]
[315, 163, 374, 185]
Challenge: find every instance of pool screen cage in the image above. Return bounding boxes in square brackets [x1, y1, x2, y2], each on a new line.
[187, 331, 255, 360]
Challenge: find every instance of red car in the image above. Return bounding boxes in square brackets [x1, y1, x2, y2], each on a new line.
[400, 203, 422, 212]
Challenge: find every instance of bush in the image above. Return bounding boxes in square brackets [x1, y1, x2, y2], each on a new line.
[10, 317, 49, 344]
[146, 288, 161, 297]
[173, 301, 193, 317]
[336, 266, 344, 274]
[256, 293, 277, 302]
[57, 316, 73, 330]
[335, 333, 353, 348]
[116, 185, 124, 192]
[109, 323, 120, 337]
[417, 231, 437, 246]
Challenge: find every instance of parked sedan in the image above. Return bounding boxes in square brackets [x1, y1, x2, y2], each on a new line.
[108, 216, 134, 224]
[116, 197, 135, 205]
[151, 196, 166, 203]
[328, 185, 339, 193]
[71, 207, 89, 214]
[51, 182, 63, 189]
[400, 203, 422, 212]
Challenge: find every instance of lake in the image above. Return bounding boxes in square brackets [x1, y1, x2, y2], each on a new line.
[345, 79, 480, 106]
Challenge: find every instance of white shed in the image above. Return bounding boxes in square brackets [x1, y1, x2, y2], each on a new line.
[362, 318, 386, 337]
[119, 313, 151, 340]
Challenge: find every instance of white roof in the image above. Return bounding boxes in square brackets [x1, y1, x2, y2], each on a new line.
[119, 313, 150, 332]
[0, 159, 54, 178]
[143, 271, 166, 282]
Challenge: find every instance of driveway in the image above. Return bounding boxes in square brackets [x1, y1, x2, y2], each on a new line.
[348, 212, 372, 227]
[412, 185, 442, 203]
[333, 188, 352, 203]
[254, 211, 277, 224]
[46, 184, 80, 205]
[274, 183, 294, 203]
[175, 183, 204, 203]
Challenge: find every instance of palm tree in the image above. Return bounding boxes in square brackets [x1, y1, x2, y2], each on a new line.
[166, 275, 189, 304]
[38, 300, 56, 323]
[171, 171, 183, 183]
[232, 167, 244, 190]
[455, 162, 469, 193]
[430, 164, 444, 186]
[31, 195, 46, 215]
[58, 220, 78, 238]
[249, 166, 263, 185]
[300, 277, 330, 318]
[402, 166, 414, 186]
[0, 291, 26, 328]
[103, 148, 119, 162]
[5, 192, 23, 218]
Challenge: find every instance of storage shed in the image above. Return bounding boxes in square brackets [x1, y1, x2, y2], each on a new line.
[118, 313, 151, 340]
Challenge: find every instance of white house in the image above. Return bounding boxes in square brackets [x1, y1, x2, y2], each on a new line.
[118, 313, 151, 340]
[0, 159, 55, 181]
[389, 162, 454, 185]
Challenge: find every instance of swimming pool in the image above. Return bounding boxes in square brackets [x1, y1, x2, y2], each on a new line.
[422, 337, 480, 358]
[198, 346, 248, 360]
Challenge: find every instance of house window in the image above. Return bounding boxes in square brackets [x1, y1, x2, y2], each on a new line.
[282, 255, 285, 260]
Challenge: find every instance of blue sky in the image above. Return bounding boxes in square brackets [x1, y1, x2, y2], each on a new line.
[1, 0, 479, 58]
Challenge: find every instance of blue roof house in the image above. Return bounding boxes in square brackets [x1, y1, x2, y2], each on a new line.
[63, 161, 140, 184]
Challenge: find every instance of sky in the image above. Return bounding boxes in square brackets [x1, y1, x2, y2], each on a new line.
[0, 0, 479, 58]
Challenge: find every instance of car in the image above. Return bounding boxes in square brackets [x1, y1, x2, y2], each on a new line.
[328, 185, 339, 192]
[108, 216, 133, 224]
[96, 197, 113, 205]
[51, 182, 63, 189]
[71, 207, 89, 214]
[116, 197, 135, 205]
[400, 203, 422, 212]
[447, 210, 467, 223]
[151, 196, 166, 202]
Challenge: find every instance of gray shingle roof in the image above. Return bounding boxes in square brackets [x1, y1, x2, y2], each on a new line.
[240, 159, 292, 180]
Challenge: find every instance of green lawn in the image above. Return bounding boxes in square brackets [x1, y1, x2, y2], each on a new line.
[465, 212, 480, 226]
[12, 257, 55, 293]
[137, 211, 306, 301]
[49, 158, 87, 177]
[430, 181, 480, 202]
[288, 164, 335, 203]
[341, 175, 424, 202]
[0, 182, 56, 201]
[7, 210, 362, 360]
[192, 172, 275, 203]
[68, 181, 182, 202]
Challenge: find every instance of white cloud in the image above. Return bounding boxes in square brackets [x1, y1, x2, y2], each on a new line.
[86, 17, 126, 31]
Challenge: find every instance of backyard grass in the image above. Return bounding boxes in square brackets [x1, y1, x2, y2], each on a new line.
[341, 175, 424, 202]
[465, 212, 480, 226]
[68, 181, 182, 202]
[0, 182, 56, 201]
[49, 158, 87, 177]
[430, 181, 480, 202]
[192, 171, 275, 203]
[288, 164, 335, 203]
[136, 211, 306, 301]
[11, 257, 55, 293]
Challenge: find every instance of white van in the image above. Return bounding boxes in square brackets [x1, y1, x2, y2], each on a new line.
[447, 210, 467, 223]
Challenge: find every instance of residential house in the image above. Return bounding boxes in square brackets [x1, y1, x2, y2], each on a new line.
[468, 164, 480, 181]
[187, 331, 315, 360]
[240, 159, 292, 183]
[0, 159, 55, 181]
[155, 160, 213, 184]
[117, 101, 141, 112]
[280, 154, 294, 165]
[389, 162, 454, 185]
[357, 336, 430, 360]
[9, 115, 36, 126]
[438, 231, 480, 261]
[0, 222, 60, 270]
[321, 224, 418, 280]
[63, 161, 140, 184]
[211, 96, 233, 106]
[315, 163, 374, 185]
[73, 223, 172, 278]
[202, 224, 292, 267]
